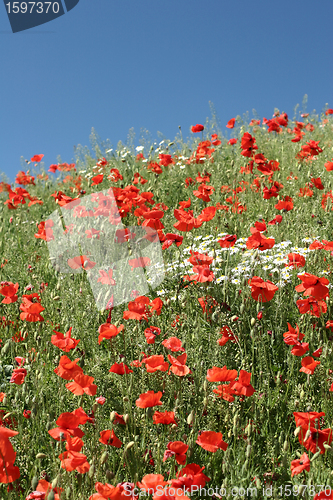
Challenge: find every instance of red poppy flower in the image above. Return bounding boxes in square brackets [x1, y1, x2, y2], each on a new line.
[297, 297, 327, 317]
[218, 234, 237, 248]
[246, 230, 275, 251]
[54, 355, 84, 380]
[212, 384, 236, 402]
[283, 323, 304, 344]
[143, 355, 169, 373]
[293, 411, 325, 429]
[168, 353, 191, 377]
[274, 196, 294, 211]
[229, 370, 255, 397]
[298, 426, 332, 454]
[172, 463, 210, 489]
[91, 174, 104, 186]
[99, 429, 122, 448]
[228, 138, 238, 145]
[144, 326, 161, 344]
[10, 367, 27, 385]
[191, 124, 204, 133]
[196, 431, 228, 452]
[162, 233, 183, 250]
[58, 449, 90, 473]
[97, 269, 116, 285]
[51, 327, 80, 352]
[162, 337, 185, 352]
[226, 118, 235, 129]
[67, 255, 96, 270]
[290, 452, 310, 477]
[314, 491, 333, 500]
[152, 411, 176, 425]
[248, 276, 278, 302]
[217, 325, 239, 346]
[0, 282, 19, 304]
[285, 253, 306, 269]
[109, 363, 133, 375]
[295, 273, 329, 300]
[65, 374, 97, 396]
[163, 441, 189, 465]
[98, 323, 124, 344]
[136, 390, 163, 408]
[206, 366, 238, 382]
[20, 295, 45, 322]
[137, 474, 167, 493]
[299, 356, 320, 375]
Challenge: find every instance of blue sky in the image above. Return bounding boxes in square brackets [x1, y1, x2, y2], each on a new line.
[1, 0, 333, 183]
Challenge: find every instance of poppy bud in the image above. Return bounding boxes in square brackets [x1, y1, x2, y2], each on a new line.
[203, 380, 208, 392]
[255, 478, 261, 489]
[304, 429, 311, 442]
[2, 396, 7, 405]
[92, 403, 98, 413]
[125, 441, 135, 451]
[187, 411, 194, 425]
[1, 341, 11, 355]
[31, 476, 39, 490]
[245, 423, 252, 436]
[300, 389, 305, 399]
[203, 397, 208, 408]
[52, 296, 60, 301]
[36, 453, 47, 460]
[240, 304, 245, 314]
[66, 486, 71, 499]
[294, 426, 301, 437]
[171, 424, 178, 431]
[324, 443, 332, 450]
[88, 464, 95, 478]
[250, 318, 256, 327]
[228, 430, 232, 439]
[110, 411, 115, 423]
[100, 451, 108, 465]
[124, 414, 130, 424]
[257, 312, 263, 320]
[231, 160, 234, 167]
[311, 450, 321, 461]
[283, 440, 288, 452]
[51, 475, 60, 489]
[246, 444, 251, 457]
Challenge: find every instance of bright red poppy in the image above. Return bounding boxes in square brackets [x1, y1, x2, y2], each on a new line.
[136, 390, 163, 408]
[248, 276, 278, 302]
[196, 431, 228, 452]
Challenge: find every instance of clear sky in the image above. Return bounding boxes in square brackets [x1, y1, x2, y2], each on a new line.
[1, 0, 333, 183]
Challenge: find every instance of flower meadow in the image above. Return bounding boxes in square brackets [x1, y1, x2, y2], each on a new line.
[1, 103, 333, 499]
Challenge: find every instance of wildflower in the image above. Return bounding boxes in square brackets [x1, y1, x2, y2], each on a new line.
[291, 452, 310, 477]
[98, 323, 124, 344]
[191, 124, 204, 133]
[248, 276, 279, 302]
[65, 374, 97, 396]
[144, 326, 161, 344]
[109, 363, 133, 375]
[206, 366, 238, 382]
[168, 353, 191, 377]
[299, 356, 320, 375]
[0, 282, 19, 305]
[99, 429, 122, 448]
[51, 327, 80, 352]
[54, 355, 84, 380]
[143, 355, 169, 373]
[163, 441, 189, 465]
[136, 390, 163, 408]
[162, 337, 185, 352]
[229, 370, 255, 397]
[137, 474, 167, 493]
[295, 273, 329, 300]
[196, 431, 228, 452]
[152, 411, 177, 425]
[226, 118, 236, 129]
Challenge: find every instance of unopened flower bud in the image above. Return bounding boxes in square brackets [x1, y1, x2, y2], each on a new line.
[110, 411, 116, 423]
[124, 414, 130, 424]
[100, 451, 108, 464]
[88, 464, 95, 478]
[187, 411, 194, 426]
[51, 475, 60, 489]
[250, 318, 256, 327]
[294, 426, 301, 437]
[125, 441, 135, 451]
[36, 453, 47, 460]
